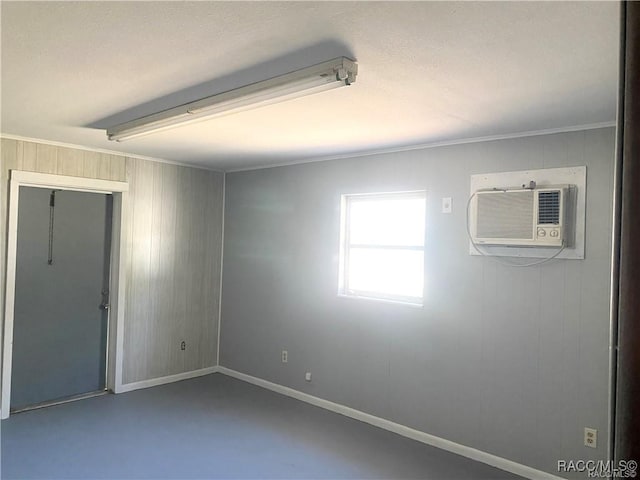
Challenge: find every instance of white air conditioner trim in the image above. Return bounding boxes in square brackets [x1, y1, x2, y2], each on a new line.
[469, 167, 586, 260]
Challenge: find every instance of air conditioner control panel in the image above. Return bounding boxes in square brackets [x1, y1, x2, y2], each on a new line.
[536, 226, 563, 245]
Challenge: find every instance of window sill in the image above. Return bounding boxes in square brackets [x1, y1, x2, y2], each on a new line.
[337, 293, 424, 309]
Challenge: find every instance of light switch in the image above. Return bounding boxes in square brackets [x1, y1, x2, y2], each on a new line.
[442, 197, 452, 214]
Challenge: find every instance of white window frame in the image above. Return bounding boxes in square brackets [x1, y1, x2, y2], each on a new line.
[338, 190, 426, 306]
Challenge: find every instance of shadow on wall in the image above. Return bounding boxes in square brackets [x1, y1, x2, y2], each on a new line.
[86, 40, 355, 130]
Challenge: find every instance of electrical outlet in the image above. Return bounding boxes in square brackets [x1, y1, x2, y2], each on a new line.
[442, 197, 452, 214]
[584, 428, 597, 448]
[281, 350, 288, 363]
[305, 372, 312, 382]
[180, 341, 186, 351]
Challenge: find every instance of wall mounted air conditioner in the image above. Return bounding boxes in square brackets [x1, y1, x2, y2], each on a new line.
[471, 186, 571, 247]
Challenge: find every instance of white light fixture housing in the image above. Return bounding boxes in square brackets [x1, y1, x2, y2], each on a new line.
[106, 57, 358, 142]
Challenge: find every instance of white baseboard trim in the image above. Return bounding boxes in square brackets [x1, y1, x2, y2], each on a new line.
[117, 366, 218, 393]
[217, 366, 565, 480]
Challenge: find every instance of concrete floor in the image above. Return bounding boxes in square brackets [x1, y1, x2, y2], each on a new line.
[1, 373, 522, 479]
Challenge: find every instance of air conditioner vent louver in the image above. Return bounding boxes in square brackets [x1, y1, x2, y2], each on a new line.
[538, 191, 560, 224]
[476, 191, 534, 239]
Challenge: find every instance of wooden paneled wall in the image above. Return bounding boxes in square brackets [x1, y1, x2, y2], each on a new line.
[123, 157, 223, 383]
[0, 138, 224, 387]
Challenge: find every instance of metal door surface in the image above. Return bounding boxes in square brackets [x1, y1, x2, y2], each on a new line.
[10, 187, 112, 410]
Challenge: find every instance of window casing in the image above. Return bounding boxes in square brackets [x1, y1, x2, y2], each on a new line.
[338, 191, 426, 306]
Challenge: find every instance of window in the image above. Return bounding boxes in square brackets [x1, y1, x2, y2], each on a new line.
[339, 191, 426, 306]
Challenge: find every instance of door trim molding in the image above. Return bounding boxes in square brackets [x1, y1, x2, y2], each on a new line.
[1, 170, 129, 419]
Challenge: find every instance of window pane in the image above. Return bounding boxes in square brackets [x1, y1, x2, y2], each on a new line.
[347, 248, 424, 299]
[349, 196, 425, 246]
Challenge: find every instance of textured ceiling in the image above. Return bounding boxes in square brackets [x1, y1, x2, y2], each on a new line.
[1, 1, 619, 170]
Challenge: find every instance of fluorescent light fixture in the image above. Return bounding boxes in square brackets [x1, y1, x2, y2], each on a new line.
[106, 57, 358, 142]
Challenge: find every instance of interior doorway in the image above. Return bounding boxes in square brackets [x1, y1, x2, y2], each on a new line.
[2, 171, 129, 419]
[10, 187, 113, 411]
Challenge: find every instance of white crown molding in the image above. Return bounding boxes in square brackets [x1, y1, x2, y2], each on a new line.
[216, 366, 566, 480]
[225, 121, 616, 173]
[2, 121, 615, 174]
[0, 133, 224, 173]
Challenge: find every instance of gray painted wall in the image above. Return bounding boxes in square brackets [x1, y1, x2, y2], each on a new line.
[220, 127, 615, 477]
[0, 139, 224, 390]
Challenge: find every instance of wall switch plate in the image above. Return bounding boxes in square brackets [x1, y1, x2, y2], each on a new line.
[305, 372, 312, 382]
[281, 350, 288, 363]
[442, 197, 452, 214]
[584, 427, 597, 448]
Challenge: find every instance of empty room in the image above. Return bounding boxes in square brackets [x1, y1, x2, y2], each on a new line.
[1, 1, 639, 479]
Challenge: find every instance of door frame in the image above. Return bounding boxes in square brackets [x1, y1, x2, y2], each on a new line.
[1, 170, 129, 419]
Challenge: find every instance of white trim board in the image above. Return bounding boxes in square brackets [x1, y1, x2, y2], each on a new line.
[117, 366, 218, 393]
[225, 122, 616, 173]
[0, 366, 216, 416]
[0, 133, 224, 173]
[3, 122, 615, 176]
[215, 172, 226, 367]
[1, 171, 129, 419]
[216, 366, 566, 480]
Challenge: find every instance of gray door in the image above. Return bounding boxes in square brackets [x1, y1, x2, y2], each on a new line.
[10, 187, 112, 410]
